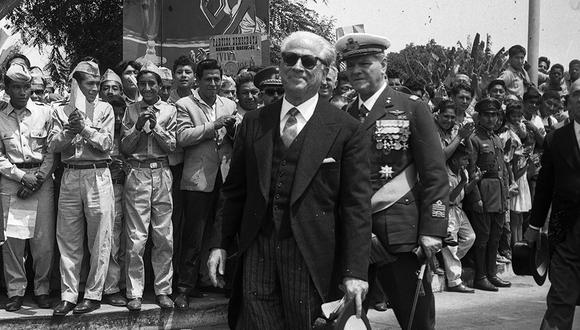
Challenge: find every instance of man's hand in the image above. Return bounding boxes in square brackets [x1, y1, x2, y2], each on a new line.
[148, 109, 157, 129]
[20, 173, 39, 191]
[342, 277, 368, 319]
[419, 235, 443, 261]
[68, 110, 85, 133]
[524, 227, 540, 244]
[208, 248, 227, 288]
[458, 123, 475, 139]
[17, 186, 34, 199]
[135, 112, 152, 131]
[213, 115, 236, 129]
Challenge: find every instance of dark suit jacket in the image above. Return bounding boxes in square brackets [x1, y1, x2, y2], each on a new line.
[530, 122, 580, 228]
[215, 98, 372, 302]
[346, 87, 449, 253]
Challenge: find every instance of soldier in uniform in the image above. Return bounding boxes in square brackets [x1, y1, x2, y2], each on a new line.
[468, 98, 511, 291]
[0, 63, 56, 311]
[48, 60, 115, 316]
[102, 94, 129, 307]
[336, 33, 449, 330]
[120, 62, 176, 311]
[99, 69, 123, 104]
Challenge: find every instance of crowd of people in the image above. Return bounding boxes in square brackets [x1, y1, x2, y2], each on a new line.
[0, 30, 578, 330]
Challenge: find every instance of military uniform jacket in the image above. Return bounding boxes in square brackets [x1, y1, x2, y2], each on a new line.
[469, 126, 508, 213]
[346, 86, 448, 253]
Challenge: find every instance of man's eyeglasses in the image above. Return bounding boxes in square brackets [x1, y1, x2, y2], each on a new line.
[263, 87, 285, 96]
[281, 52, 326, 70]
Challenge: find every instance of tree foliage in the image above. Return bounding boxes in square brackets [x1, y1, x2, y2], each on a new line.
[7, 0, 122, 86]
[387, 33, 507, 89]
[269, 0, 335, 64]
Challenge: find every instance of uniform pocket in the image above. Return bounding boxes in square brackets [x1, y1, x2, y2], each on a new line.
[29, 129, 48, 152]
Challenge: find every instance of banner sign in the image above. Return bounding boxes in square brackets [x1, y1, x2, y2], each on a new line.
[210, 33, 262, 75]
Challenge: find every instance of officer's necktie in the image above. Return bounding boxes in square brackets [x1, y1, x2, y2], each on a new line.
[360, 104, 369, 123]
[281, 107, 300, 147]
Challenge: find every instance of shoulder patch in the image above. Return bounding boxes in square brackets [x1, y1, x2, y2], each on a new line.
[409, 95, 420, 101]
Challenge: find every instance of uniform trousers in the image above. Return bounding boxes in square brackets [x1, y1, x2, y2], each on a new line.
[1, 170, 54, 298]
[542, 219, 580, 330]
[441, 206, 476, 287]
[169, 163, 184, 280]
[367, 253, 435, 330]
[177, 172, 222, 294]
[57, 167, 114, 303]
[103, 183, 125, 295]
[124, 166, 173, 298]
[237, 230, 321, 330]
[469, 211, 504, 279]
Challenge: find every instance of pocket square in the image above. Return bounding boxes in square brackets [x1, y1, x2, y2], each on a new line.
[322, 157, 336, 164]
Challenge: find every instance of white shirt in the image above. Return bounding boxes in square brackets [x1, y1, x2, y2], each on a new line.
[193, 89, 217, 122]
[280, 94, 318, 136]
[358, 82, 387, 111]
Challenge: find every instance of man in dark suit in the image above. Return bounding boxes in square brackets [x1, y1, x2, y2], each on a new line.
[526, 80, 580, 330]
[337, 33, 449, 330]
[207, 31, 372, 329]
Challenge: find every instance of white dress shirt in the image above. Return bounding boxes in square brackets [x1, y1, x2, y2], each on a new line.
[279, 94, 318, 136]
[358, 82, 387, 111]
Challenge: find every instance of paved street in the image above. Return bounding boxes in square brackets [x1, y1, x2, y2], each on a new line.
[368, 275, 580, 329]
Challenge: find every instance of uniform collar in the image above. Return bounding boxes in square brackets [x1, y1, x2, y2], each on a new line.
[5, 99, 33, 116]
[140, 98, 163, 111]
[358, 81, 387, 110]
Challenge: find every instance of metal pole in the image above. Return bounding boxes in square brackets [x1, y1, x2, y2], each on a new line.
[528, 0, 540, 85]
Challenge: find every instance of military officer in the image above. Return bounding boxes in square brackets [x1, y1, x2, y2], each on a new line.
[0, 63, 55, 311]
[254, 66, 284, 106]
[48, 60, 115, 316]
[120, 62, 176, 311]
[468, 98, 511, 291]
[337, 33, 449, 330]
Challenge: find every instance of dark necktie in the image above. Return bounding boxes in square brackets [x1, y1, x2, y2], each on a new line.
[360, 104, 369, 123]
[281, 107, 300, 147]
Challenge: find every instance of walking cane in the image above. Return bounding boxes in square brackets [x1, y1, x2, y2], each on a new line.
[407, 248, 428, 330]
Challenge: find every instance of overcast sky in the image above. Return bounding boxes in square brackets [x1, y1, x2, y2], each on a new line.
[309, 0, 580, 67]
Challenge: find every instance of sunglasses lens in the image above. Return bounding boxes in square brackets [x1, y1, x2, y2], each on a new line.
[301, 55, 318, 69]
[282, 53, 299, 67]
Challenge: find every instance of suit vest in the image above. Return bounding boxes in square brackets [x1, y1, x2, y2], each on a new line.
[264, 123, 309, 239]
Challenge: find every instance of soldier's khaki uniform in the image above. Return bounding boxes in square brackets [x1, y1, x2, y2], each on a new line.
[120, 99, 176, 298]
[0, 100, 55, 298]
[47, 100, 115, 303]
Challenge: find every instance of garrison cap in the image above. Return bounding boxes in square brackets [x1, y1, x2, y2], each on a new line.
[475, 97, 501, 114]
[6, 63, 31, 83]
[158, 67, 173, 83]
[29, 67, 45, 89]
[140, 61, 162, 81]
[254, 66, 282, 89]
[101, 68, 122, 86]
[71, 60, 100, 78]
[335, 33, 390, 61]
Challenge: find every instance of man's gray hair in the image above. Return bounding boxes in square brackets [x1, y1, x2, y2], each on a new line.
[280, 31, 336, 67]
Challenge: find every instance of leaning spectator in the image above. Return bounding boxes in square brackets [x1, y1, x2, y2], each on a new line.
[450, 82, 475, 125]
[319, 65, 338, 102]
[169, 55, 196, 104]
[234, 71, 259, 116]
[115, 60, 142, 105]
[435, 99, 474, 160]
[499, 45, 531, 99]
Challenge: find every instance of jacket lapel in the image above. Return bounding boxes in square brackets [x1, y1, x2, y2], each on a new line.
[291, 101, 340, 204]
[253, 102, 281, 199]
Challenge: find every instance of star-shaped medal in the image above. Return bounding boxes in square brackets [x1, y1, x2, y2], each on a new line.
[380, 165, 394, 179]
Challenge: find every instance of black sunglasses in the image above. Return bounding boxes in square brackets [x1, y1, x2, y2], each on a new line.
[263, 87, 285, 96]
[281, 52, 326, 69]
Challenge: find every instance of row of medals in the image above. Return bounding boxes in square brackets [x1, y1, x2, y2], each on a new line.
[374, 120, 411, 154]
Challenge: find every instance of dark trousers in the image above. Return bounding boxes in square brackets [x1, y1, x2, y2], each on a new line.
[498, 211, 511, 255]
[543, 221, 580, 330]
[177, 174, 222, 293]
[237, 231, 321, 330]
[470, 212, 504, 279]
[170, 164, 184, 280]
[366, 253, 435, 330]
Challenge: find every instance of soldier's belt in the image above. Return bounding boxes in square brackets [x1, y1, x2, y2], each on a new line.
[63, 162, 109, 170]
[128, 158, 169, 169]
[13, 162, 42, 169]
[482, 172, 501, 179]
[371, 164, 417, 214]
